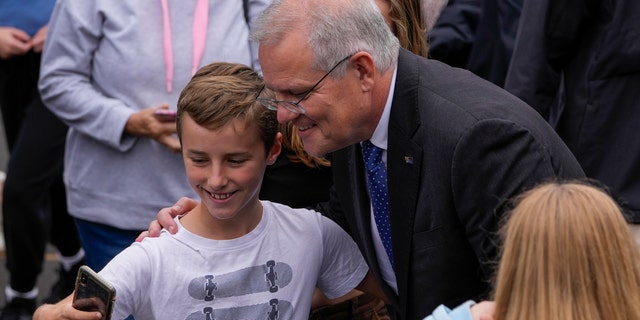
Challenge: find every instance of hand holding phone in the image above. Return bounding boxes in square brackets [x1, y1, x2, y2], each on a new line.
[154, 109, 177, 122]
[73, 266, 116, 319]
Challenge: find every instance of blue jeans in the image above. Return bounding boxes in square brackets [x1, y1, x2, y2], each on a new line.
[74, 218, 143, 271]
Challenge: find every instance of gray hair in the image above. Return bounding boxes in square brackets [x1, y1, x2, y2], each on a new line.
[251, 0, 400, 77]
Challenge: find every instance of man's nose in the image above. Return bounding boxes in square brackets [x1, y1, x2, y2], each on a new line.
[277, 107, 299, 124]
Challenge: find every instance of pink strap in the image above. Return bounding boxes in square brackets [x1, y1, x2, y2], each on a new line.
[160, 0, 209, 93]
[192, 0, 209, 75]
[160, 0, 173, 93]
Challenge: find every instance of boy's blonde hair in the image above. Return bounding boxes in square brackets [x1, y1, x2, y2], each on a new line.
[176, 62, 278, 155]
[493, 181, 640, 320]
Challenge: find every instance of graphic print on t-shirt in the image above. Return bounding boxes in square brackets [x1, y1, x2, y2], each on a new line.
[188, 260, 293, 300]
[185, 298, 293, 320]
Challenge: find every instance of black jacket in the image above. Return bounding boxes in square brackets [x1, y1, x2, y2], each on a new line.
[429, 0, 523, 86]
[505, 0, 640, 221]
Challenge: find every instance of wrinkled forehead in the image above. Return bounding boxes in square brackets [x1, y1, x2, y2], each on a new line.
[258, 29, 316, 92]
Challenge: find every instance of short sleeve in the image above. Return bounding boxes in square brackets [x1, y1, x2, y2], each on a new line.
[316, 216, 369, 299]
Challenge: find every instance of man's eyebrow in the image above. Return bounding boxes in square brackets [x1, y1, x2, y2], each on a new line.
[269, 85, 312, 97]
[289, 88, 311, 96]
[267, 77, 315, 95]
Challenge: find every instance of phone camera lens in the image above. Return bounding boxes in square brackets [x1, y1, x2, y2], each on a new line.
[80, 274, 88, 285]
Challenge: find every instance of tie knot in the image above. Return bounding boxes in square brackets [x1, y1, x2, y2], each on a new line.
[362, 140, 383, 170]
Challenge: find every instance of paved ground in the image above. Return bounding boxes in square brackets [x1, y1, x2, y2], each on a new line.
[0, 244, 59, 305]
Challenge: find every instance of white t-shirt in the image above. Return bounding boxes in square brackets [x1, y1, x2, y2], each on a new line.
[99, 201, 369, 320]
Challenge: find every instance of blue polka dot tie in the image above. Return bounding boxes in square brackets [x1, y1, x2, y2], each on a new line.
[361, 140, 394, 268]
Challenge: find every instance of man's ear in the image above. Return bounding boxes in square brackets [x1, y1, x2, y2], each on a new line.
[267, 132, 282, 165]
[351, 52, 376, 92]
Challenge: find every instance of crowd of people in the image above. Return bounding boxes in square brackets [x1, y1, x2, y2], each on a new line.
[1, 0, 639, 319]
[0, 1, 84, 319]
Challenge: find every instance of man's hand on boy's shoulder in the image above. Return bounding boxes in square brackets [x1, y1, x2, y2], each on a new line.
[135, 197, 200, 242]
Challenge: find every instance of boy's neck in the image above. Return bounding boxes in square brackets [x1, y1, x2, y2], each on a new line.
[178, 202, 264, 240]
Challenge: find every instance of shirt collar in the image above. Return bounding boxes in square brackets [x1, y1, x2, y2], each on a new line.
[368, 62, 397, 152]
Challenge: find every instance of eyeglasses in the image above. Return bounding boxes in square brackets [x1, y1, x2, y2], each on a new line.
[257, 54, 354, 114]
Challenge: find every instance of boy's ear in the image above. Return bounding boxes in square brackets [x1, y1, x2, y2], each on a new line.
[267, 132, 282, 165]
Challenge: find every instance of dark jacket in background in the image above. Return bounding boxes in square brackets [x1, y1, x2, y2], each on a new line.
[429, 0, 523, 86]
[505, 0, 640, 221]
[504, 0, 562, 123]
[428, 0, 481, 68]
[261, 148, 332, 209]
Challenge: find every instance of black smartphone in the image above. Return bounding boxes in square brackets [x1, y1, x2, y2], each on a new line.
[154, 109, 177, 122]
[72, 265, 116, 319]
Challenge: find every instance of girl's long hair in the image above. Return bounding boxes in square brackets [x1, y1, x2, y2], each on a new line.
[493, 181, 640, 320]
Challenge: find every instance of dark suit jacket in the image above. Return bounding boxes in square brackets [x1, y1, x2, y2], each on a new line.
[319, 49, 585, 319]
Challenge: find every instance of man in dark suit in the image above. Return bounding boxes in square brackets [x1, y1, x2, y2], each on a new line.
[146, 0, 584, 318]
[252, 0, 583, 317]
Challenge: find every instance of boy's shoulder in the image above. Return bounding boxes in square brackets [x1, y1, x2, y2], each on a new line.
[261, 200, 347, 237]
[262, 200, 323, 220]
[263, 200, 333, 227]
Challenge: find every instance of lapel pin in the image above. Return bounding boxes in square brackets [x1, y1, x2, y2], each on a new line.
[404, 156, 414, 164]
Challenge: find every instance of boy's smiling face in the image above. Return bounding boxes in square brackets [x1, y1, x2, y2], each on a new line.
[180, 114, 280, 233]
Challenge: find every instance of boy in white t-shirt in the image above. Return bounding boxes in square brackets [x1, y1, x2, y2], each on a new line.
[33, 62, 386, 320]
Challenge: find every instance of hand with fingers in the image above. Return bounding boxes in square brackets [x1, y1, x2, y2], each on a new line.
[125, 104, 181, 153]
[135, 197, 199, 241]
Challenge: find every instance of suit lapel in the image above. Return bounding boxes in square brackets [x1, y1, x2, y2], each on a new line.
[387, 49, 423, 309]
